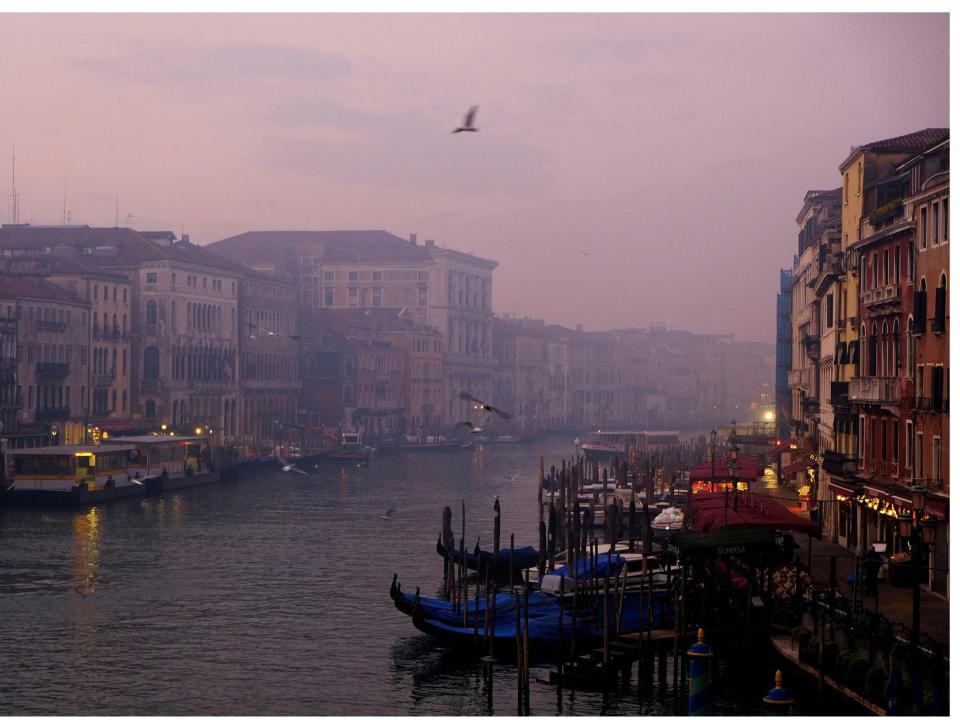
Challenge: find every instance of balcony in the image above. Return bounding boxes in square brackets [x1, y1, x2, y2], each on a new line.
[0, 317, 16, 334]
[144, 324, 158, 337]
[912, 396, 949, 414]
[36, 362, 70, 378]
[140, 379, 162, 393]
[36, 406, 70, 421]
[913, 476, 945, 493]
[821, 450, 857, 479]
[830, 381, 849, 406]
[849, 376, 900, 405]
[788, 368, 812, 388]
[94, 369, 116, 387]
[862, 284, 901, 309]
[37, 319, 67, 332]
[803, 334, 820, 358]
[801, 396, 820, 414]
[0, 357, 16, 380]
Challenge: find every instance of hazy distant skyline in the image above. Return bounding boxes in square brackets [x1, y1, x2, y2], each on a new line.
[0, 13, 948, 341]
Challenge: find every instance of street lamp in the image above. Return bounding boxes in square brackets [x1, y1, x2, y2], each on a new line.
[709, 427, 718, 493]
[896, 486, 937, 654]
[574, 437, 580, 460]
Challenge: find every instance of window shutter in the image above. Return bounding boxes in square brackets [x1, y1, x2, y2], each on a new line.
[849, 340, 859, 367]
[934, 287, 946, 332]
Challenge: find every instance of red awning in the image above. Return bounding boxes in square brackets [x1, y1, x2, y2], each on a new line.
[780, 458, 815, 476]
[686, 491, 821, 536]
[689, 455, 762, 482]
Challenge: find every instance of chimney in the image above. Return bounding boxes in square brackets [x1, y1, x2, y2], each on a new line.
[409, 233, 417, 245]
[425, 239, 435, 248]
[182, 233, 190, 244]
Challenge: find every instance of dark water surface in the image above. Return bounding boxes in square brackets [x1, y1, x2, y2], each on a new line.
[1, 437, 824, 715]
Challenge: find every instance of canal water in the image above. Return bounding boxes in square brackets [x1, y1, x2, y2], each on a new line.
[0, 436, 840, 715]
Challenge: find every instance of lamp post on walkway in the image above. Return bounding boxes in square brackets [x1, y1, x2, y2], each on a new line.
[897, 486, 937, 653]
[708, 427, 718, 493]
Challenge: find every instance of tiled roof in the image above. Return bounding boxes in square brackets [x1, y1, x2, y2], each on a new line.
[862, 128, 949, 153]
[206, 230, 433, 266]
[841, 128, 950, 170]
[0, 225, 256, 274]
[0, 274, 86, 304]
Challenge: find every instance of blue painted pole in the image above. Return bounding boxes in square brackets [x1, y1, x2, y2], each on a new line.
[688, 627, 713, 715]
[763, 670, 794, 715]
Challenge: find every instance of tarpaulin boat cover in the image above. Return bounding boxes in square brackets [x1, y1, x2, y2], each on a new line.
[686, 492, 820, 536]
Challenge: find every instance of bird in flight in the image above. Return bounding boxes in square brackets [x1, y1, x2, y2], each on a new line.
[455, 418, 489, 434]
[580, 250, 589, 256]
[452, 105, 479, 133]
[356, 460, 368, 468]
[503, 473, 521, 481]
[129, 478, 143, 486]
[380, 507, 395, 521]
[458, 391, 514, 419]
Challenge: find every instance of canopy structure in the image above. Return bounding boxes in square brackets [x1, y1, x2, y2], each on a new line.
[779, 457, 816, 476]
[686, 491, 821, 536]
[688, 454, 762, 482]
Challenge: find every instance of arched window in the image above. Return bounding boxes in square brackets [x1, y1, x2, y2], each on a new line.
[859, 323, 867, 376]
[143, 346, 160, 380]
[907, 315, 915, 378]
[869, 322, 879, 376]
[146, 301, 157, 325]
[881, 321, 889, 376]
[893, 319, 901, 374]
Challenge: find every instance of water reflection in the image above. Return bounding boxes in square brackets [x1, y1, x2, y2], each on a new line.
[70, 507, 101, 594]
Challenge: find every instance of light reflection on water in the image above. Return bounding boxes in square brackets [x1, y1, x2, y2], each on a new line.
[0, 436, 822, 715]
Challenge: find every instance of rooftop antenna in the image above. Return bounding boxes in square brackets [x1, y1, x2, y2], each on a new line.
[62, 167, 67, 225]
[115, 194, 119, 227]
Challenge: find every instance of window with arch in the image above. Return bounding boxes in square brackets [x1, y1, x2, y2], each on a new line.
[934, 273, 947, 333]
[858, 323, 870, 375]
[880, 321, 888, 376]
[143, 346, 160, 380]
[892, 319, 900, 374]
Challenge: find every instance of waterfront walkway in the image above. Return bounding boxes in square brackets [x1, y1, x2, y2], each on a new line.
[753, 483, 950, 655]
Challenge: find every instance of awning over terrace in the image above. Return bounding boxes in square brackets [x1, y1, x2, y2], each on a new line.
[686, 491, 821, 536]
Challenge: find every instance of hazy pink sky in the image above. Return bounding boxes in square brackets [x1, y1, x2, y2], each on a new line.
[0, 13, 948, 341]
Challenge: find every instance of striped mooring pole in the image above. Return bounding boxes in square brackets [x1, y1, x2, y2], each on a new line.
[687, 627, 713, 715]
[763, 670, 794, 715]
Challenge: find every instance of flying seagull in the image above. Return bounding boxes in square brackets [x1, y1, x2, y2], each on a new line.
[455, 419, 489, 434]
[380, 507, 395, 521]
[503, 473, 521, 481]
[129, 478, 143, 486]
[453, 105, 479, 134]
[458, 390, 514, 420]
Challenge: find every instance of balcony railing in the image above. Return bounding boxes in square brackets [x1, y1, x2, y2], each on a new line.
[36, 362, 70, 378]
[830, 381, 849, 406]
[821, 450, 858, 478]
[37, 319, 67, 332]
[144, 324, 158, 337]
[849, 376, 900, 405]
[801, 397, 820, 414]
[140, 379, 162, 393]
[803, 334, 820, 358]
[36, 406, 70, 421]
[862, 284, 902, 308]
[94, 369, 117, 387]
[911, 396, 949, 413]
[913, 476, 945, 493]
